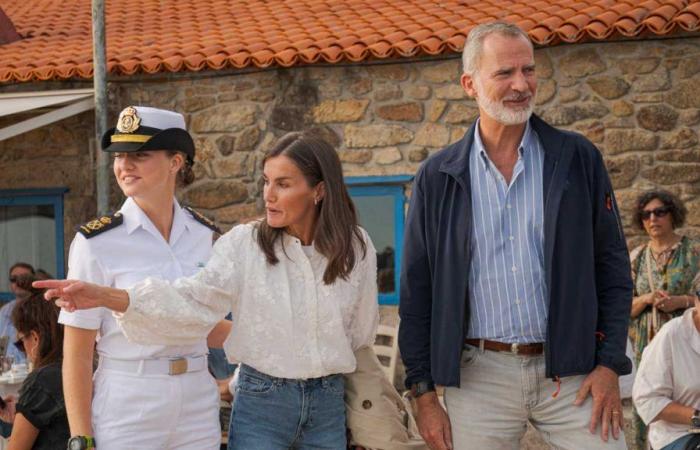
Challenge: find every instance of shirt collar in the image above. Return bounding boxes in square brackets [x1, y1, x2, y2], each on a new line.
[681, 308, 700, 355]
[120, 197, 188, 239]
[473, 118, 533, 166]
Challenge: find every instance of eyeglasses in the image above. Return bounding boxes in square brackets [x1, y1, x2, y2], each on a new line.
[13, 335, 25, 353]
[641, 206, 671, 221]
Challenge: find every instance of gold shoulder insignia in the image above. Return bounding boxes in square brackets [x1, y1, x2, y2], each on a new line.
[184, 206, 221, 234]
[76, 212, 124, 239]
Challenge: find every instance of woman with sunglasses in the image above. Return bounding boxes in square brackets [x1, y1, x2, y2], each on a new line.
[0, 275, 70, 449]
[628, 189, 700, 448]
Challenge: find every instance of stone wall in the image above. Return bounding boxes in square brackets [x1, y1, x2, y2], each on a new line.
[109, 36, 700, 252]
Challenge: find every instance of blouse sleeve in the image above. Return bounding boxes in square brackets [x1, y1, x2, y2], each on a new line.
[632, 323, 675, 425]
[350, 229, 379, 350]
[116, 225, 246, 345]
[16, 376, 63, 429]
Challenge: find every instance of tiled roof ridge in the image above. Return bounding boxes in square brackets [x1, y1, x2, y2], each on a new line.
[1, 0, 699, 83]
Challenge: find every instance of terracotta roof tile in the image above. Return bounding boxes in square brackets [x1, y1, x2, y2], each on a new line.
[1, 0, 699, 83]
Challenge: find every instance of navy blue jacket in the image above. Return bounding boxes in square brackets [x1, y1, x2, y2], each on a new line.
[398, 115, 633, 388]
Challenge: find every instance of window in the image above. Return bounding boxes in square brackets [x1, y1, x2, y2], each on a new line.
[347, 176, 411, 305]
[0, 188, 67, 302]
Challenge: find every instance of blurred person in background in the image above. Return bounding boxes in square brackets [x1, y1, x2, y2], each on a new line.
[0, 274, 69, 450]
[0, 263, 34, 365]
[629, 189, 700, 448]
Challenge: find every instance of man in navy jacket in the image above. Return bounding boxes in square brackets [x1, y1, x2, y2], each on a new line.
[399, 22, 632, 449]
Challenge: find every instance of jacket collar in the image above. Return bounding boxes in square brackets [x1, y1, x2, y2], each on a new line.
[438, 114, 569, 206]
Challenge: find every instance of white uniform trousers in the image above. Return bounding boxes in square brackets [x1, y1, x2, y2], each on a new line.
[444, 344, 628, 450]
[91, 366, 220, 450]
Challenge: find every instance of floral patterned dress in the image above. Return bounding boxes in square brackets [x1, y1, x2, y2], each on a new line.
[628, 235, 700, 448]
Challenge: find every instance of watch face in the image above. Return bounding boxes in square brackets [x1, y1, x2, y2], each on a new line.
[68, 437, 83, 450]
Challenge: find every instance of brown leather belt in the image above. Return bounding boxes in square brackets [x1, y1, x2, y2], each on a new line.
[465, 339, 544, 356]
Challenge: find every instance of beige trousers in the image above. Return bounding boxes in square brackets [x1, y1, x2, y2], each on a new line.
[444, 344, 628, 450]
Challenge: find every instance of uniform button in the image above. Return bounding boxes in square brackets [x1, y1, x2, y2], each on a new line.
[362, 400, 372, 410]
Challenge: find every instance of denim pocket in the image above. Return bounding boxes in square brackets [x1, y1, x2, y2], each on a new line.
[237, 370, 276, 395]
[325, 375, 345, 396]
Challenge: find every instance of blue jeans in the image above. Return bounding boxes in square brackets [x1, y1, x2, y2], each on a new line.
[661, 434, 699, 450]
[228, 365, 346, 450]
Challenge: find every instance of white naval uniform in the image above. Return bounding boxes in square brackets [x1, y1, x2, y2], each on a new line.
[58, 197, 220, 450]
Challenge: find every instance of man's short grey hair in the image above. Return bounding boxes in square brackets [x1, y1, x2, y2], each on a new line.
[462, 22, 532, 75]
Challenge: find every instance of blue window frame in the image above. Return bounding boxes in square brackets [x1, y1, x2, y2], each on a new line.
[0, 188, 67, 302]
[346, 175, 412, 305]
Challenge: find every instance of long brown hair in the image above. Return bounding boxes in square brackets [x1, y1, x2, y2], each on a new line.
[11, 275, 64, 369]
[256, 131, 366, 284]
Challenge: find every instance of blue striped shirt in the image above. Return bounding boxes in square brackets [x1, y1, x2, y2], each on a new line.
[467, 121, 547, 343]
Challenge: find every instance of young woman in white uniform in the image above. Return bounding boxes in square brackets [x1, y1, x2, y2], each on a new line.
[58, 106, 222, 450]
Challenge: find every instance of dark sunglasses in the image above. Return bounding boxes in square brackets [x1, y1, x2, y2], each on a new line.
[641, 206, 671, 221]
[13, 336, 25, 353]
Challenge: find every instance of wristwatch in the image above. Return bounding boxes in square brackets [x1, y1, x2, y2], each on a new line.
[691, 409, 700, 428]
[67, 435, 96, 450]
[410, 380, 436, 398]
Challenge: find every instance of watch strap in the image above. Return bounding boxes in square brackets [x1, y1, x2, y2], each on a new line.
[410, 380, 436, 398]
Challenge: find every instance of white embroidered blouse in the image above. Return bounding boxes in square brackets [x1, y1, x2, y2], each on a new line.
[117, 223, 379, 379]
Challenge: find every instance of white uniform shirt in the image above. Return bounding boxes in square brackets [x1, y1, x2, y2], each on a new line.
[115, 223, 379, 379]
[58, 197, 214, 360]
[633, 308, 700, 450]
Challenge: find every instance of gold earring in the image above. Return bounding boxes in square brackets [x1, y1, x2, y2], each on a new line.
[314, 198, 319, 205]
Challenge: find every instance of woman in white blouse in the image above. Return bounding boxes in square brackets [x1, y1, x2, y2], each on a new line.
[38, 131, 379, 450]
[632, 293, 700, 450]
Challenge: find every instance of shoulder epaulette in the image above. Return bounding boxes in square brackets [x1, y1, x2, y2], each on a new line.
[183, 206, 221, 234]
[76, 212, 123, 239]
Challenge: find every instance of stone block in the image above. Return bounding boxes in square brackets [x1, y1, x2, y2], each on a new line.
[414, 123, 450, 147]
[605, 129, 657, 154]
[666, 80, 700, 109]
[679, 109, 700, 126]
[374, 147, 403, 165]
[535, 79, 556, 105]
[632, 67, 670, 92]
[193, 137, 217, 163]
[677, 57, 700, 78]
[534, 51, 554, 78]
[434, 85, 467, 100]
[540, 103, 609, 126]
[216, 135, 236, 157]
[374, 84, 403, 101]
[270, 106, 307, 131]
[427, 100, 447, 122]
[559, 88, 580, 103]
[605, 155, 640, 189]
[575, 121, 604, 144]
[368, 65, 409, 81]
[660, 128, 698, 149]
[211, 154, 251, 178]
[243, 90, 275, 102]
[376, 102, 423, 122]
[611, 101, 634, 117]
[642, 164, 700, 185]
[619, 57, 660, 74]
[408, 147, 429, 162]
[344, 124, 413, 148]
[406, 85, 431, 100]
[655, 150, 700, 162]
[559, 48, 606, 78]
[216, 202, 262, 224]
[422, 61, 460, 83]
[587, 76, 630, 99]
[312, 100, 369, 123]
[633, 93, 664, 103]
[349, 78, 372, 95]
[181, 96, 216, 113]
[450, 126, 469, 143]
[443, 104, 479, 124]
[236, 126, 261, 152]
[636, 105, 678, 131]
[191, 104, 257, 133]
[337, 149, 372, 164]
[182, 180, 249, 209]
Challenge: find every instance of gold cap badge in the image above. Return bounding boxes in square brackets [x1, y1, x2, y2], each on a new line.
[116, 107, 141, 133]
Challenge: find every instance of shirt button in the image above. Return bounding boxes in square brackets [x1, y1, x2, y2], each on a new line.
[507, 204, 512, 209]
[511, 266, 517, 272]
[515, 299, 521, 305]
[509, 236, 514, 241]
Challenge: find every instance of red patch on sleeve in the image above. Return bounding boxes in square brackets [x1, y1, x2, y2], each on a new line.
[605, 193, 613, 211]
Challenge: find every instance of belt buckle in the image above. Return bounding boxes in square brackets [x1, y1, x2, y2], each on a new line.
[510, 343, 519, 355]
[169, 357, 188, 375]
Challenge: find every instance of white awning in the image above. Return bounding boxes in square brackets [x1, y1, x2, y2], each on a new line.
[0, 89, 94, 141]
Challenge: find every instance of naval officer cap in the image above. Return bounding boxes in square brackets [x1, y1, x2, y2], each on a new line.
[101, 106, 195, 163]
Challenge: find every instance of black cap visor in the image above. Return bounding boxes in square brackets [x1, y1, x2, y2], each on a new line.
[101, 127, 195, 161]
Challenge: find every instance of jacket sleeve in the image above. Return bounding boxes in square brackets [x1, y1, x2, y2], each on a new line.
[398, 167, 434, 388]
[590, 145, 634, 375]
